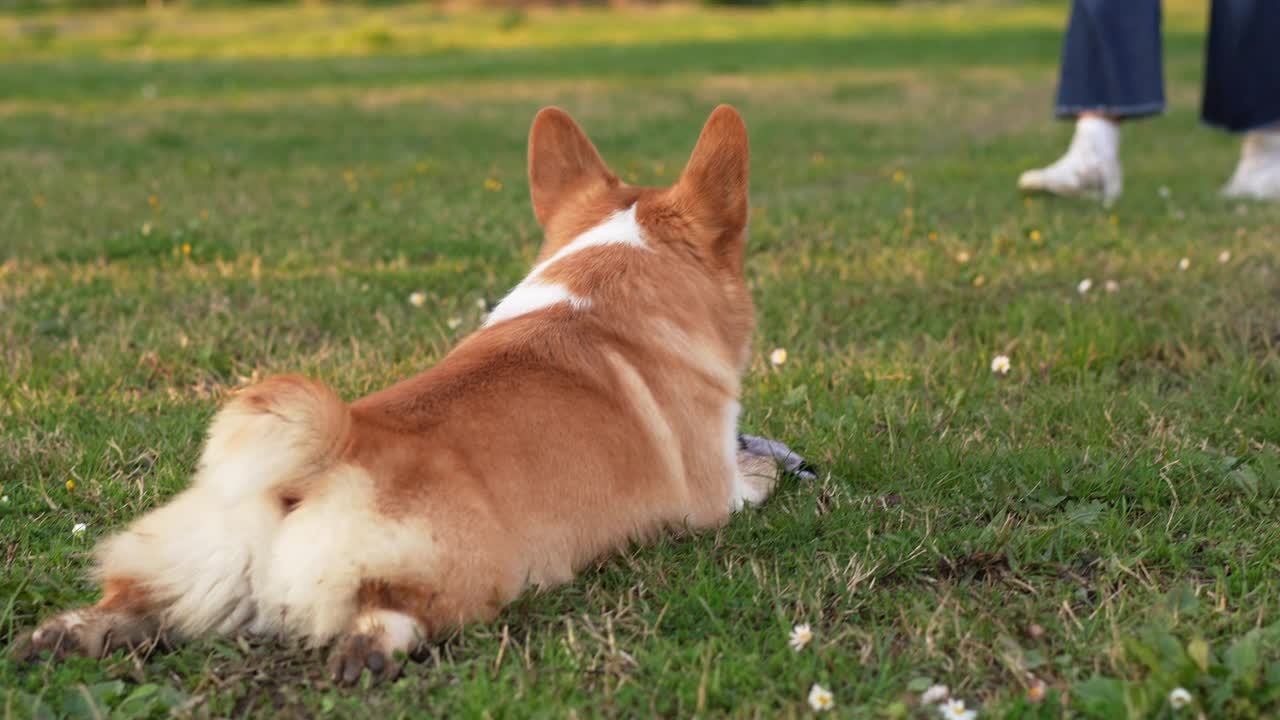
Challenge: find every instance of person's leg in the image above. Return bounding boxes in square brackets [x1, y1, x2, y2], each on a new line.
[1205, 0, 1280, 200]
[1018, 0, 1163, 203]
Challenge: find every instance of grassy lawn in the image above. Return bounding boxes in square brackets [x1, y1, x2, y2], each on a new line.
[3, 0, 1279, 717]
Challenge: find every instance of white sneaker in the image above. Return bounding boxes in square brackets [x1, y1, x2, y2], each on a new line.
[1222, 129, 1280, 201]
[1018, 116, 1123, 204]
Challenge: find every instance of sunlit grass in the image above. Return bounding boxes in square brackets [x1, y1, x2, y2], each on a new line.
[3, 0, 1209, 62]
[2, 0, 1278, 717]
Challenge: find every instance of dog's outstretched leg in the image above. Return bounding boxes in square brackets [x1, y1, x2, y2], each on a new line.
[21, 579, 159, 661]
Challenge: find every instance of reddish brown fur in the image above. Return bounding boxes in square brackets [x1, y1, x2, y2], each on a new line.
[30, 106, 762, 682]
[329, 106, 756, 638]
[97, 578, 152, 613]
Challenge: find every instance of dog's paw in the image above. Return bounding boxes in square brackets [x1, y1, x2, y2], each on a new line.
[738, 433, 818, 481]
[328, 632, 406, 686]
[19, 612, 94, 661]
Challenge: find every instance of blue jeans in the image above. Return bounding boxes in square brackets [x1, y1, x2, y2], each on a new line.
[1055, 0, 1280, 132]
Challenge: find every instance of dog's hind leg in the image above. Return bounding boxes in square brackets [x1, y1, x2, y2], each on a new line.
[22, 486, 275, 663]
[327, 581, 431, 685]
[22, 579, 160, 660]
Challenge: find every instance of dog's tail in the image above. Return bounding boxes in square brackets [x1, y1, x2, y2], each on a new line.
[196, 374, 352, 507]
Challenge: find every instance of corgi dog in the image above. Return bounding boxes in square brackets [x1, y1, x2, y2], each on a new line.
[23, 105, 799, 684]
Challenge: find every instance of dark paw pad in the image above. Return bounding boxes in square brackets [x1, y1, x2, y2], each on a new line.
[328, 634, 400, 686]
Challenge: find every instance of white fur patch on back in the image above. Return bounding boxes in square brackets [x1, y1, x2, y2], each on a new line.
[484, 282, 588, 328]
[530, 204, 647, 276]
[484, 204, 646, 327]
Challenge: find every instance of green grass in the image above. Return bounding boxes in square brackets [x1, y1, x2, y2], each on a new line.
[3, 1, 1280, 717]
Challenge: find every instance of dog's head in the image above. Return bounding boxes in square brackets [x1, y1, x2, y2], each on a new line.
[524, 106, 754, 373]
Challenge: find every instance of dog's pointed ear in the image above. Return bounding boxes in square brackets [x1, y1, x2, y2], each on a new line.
[669, 105, 750, 236]
[528, 107, 616, 227]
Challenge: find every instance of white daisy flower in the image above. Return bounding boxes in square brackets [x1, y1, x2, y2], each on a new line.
[807, 683, 834, 712]
[1158, 186, 1171, 198]
[990, 354, 1011, 376]
[921, 684, 950, 704]
[475, 298, 488, 310]
[1178, 257, 1191, 271]
[940, 698, 977, 720]
[1218, 250, 1231, 264]
[770, 348, 788, 366]
[447, 317, 462, 330]
[1, 495, 9, 504]
[408, 291, 427, 307]
[1169, 687, 1192, 710]
[788, 623, 813, 651]
[72, 523, 87, 536]
[1077, 278, 1092, 295]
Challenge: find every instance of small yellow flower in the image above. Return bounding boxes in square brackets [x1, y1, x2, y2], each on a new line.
[182, 243, 192, 257]
[65, 479, 75, 491]
[484, 178, 503, 192]
[1027, 680, 1047, 703]
[769, 348, 788, 366]
[200, 209, 209, 221]
[1109, 214, 1119, 226]
[807, 684, 834, 712]
[811, 152, 825, 165]
[148, 195, 159, 208]
[892, 170, 906, 183]
[416, 161, 429, 174]
[141, 222, 152, 237]
[902, 207, 914, 218]
[1029, 229, 1042, 242]
[654, 162, 666, 177]
[408, 291, 427, 307]
[972, 274, 986, 288]
[928, 231, 939, 241]
[32, 195, 46, 208]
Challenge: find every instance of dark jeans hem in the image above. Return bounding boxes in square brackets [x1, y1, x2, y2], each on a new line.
[1055, 102, 1165, 120]
[1201, 115, 1280, 134]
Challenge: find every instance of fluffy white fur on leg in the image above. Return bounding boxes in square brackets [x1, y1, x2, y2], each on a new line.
[93, 487, 280, 639]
